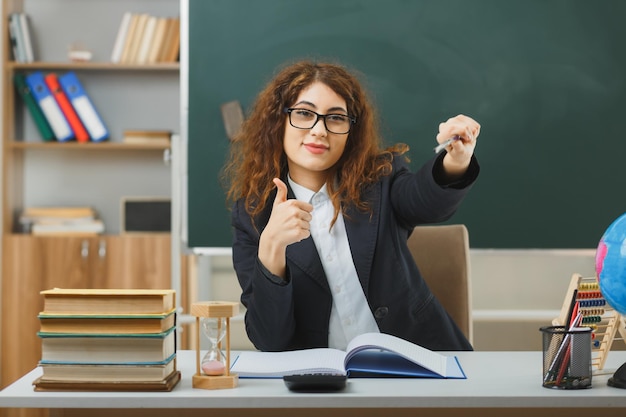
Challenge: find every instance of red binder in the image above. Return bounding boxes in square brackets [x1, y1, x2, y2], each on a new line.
[44, 73, 89, 142]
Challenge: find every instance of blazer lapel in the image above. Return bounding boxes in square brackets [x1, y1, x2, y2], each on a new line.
[284, 185, 330, 292]
[286, 237, 330, 291]
[282, 182, 381, 294]
[343, 181, 381, 297]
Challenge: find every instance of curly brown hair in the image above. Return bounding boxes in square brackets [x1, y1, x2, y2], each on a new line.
[223, 60, 408, 226]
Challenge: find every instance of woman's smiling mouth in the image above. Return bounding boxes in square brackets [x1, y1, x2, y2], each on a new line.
[304, 143, 328, 154]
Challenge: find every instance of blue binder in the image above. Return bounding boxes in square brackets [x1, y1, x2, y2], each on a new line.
[59, 71, 109, 142]
[25, 71, 73, 142]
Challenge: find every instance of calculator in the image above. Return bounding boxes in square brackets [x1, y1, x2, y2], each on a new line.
[283, 373, 347, 392]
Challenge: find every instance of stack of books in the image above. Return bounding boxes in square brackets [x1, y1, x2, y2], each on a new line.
[34, 288, 180, 392]
[111, 12, 180, 64]
[14, 71, 109, 143]
[19, 206, 105, 236]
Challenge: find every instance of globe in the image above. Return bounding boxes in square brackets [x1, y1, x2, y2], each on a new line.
[595, 212, 626, 388]
[596, 213, 626, 315]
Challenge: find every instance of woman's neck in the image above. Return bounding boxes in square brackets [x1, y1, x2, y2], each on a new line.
[288, 170, 328, 192]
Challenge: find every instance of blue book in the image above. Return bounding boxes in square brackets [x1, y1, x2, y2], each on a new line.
[58, 71, 109, 142]
[25, 71, 73, 142]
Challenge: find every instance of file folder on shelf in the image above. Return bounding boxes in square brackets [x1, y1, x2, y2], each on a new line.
[25, 71, 73, 142]
[59, 72, 109, 142]
[44, 73, 89, 143]
[14, 73, 55, 142]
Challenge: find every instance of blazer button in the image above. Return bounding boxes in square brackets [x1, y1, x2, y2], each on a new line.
[374, 307, 388, 319]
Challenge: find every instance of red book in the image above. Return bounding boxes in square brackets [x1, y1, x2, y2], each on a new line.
[44, 73, 89, 142]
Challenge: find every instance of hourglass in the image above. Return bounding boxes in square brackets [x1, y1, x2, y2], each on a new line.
[191, 301, 239, 389]
[201, 316, 227, 375]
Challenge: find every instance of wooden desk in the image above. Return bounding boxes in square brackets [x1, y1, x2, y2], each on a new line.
[1, 350, 625, 417]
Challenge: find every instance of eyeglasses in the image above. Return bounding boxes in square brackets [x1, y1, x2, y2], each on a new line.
[284, 108, 356, 134]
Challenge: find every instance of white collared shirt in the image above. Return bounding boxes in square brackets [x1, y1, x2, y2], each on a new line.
[288, 176, 380, 350]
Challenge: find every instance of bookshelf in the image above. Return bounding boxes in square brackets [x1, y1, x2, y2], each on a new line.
[0, 0, 182, 409]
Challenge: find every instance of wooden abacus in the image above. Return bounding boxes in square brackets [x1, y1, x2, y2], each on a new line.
[553, 273, 626, 370]
[191, 301, 239, 389]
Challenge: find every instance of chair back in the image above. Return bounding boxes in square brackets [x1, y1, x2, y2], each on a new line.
[407, 224, 473, 343]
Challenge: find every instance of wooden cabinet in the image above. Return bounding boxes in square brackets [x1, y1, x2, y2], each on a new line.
[95, 234, 172, 289]
[0, 234, 171, 389]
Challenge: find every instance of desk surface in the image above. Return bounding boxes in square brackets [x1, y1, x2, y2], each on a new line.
[1, 350, 625, 416]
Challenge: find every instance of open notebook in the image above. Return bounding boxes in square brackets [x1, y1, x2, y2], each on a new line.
[231, 332, 465, 379]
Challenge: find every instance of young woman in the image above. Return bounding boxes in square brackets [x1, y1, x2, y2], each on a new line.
[224, 60, 480, 352]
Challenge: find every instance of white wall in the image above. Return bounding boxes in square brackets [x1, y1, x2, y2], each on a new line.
[471, 249, 596, 350]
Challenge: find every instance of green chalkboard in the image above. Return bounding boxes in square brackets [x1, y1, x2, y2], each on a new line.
[186, 0, 626, 249]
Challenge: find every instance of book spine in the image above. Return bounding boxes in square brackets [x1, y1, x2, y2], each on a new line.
[163, 17, 180, 63]
[25, 71, 73, 141]
[31, 219, 105, 235]
[58, 72, 109, 142]
[136, 16, 157, 64]
[18, 13, 35, 63]
[8, 13, 26, 62]
[14, 73, 55, 142]
[39, 331, 176, 365]
[111, 11, 133, 63]
[126, 13, 149, 64]
[45, 73, 90, 142]
[147, 17, 168, 64]
[119, 13, 139, 63]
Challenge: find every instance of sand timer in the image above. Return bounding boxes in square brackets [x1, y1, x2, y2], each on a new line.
[191, 301, 239, 389]
[201, 316, 227, 375]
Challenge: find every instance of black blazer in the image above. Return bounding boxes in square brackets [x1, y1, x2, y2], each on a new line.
[232, 153, 479, 352]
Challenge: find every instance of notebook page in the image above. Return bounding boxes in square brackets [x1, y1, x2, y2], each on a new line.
[230, 348, 346, 378]
[345, 332, 449, 376]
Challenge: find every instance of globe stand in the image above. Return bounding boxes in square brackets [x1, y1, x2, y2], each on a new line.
[608, 363, 626, 388]
[191, 301, 239, 390]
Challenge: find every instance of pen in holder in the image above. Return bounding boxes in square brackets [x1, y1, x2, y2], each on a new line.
[541, 325, 592, 389]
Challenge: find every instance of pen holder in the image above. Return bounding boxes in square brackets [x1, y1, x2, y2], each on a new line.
[541, 325, 592, 389]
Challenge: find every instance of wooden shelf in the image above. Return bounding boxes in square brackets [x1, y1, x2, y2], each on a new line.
[5, 141, 170, 151]
[2, 3, 180, 235]
[6, 62, 179, 71]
